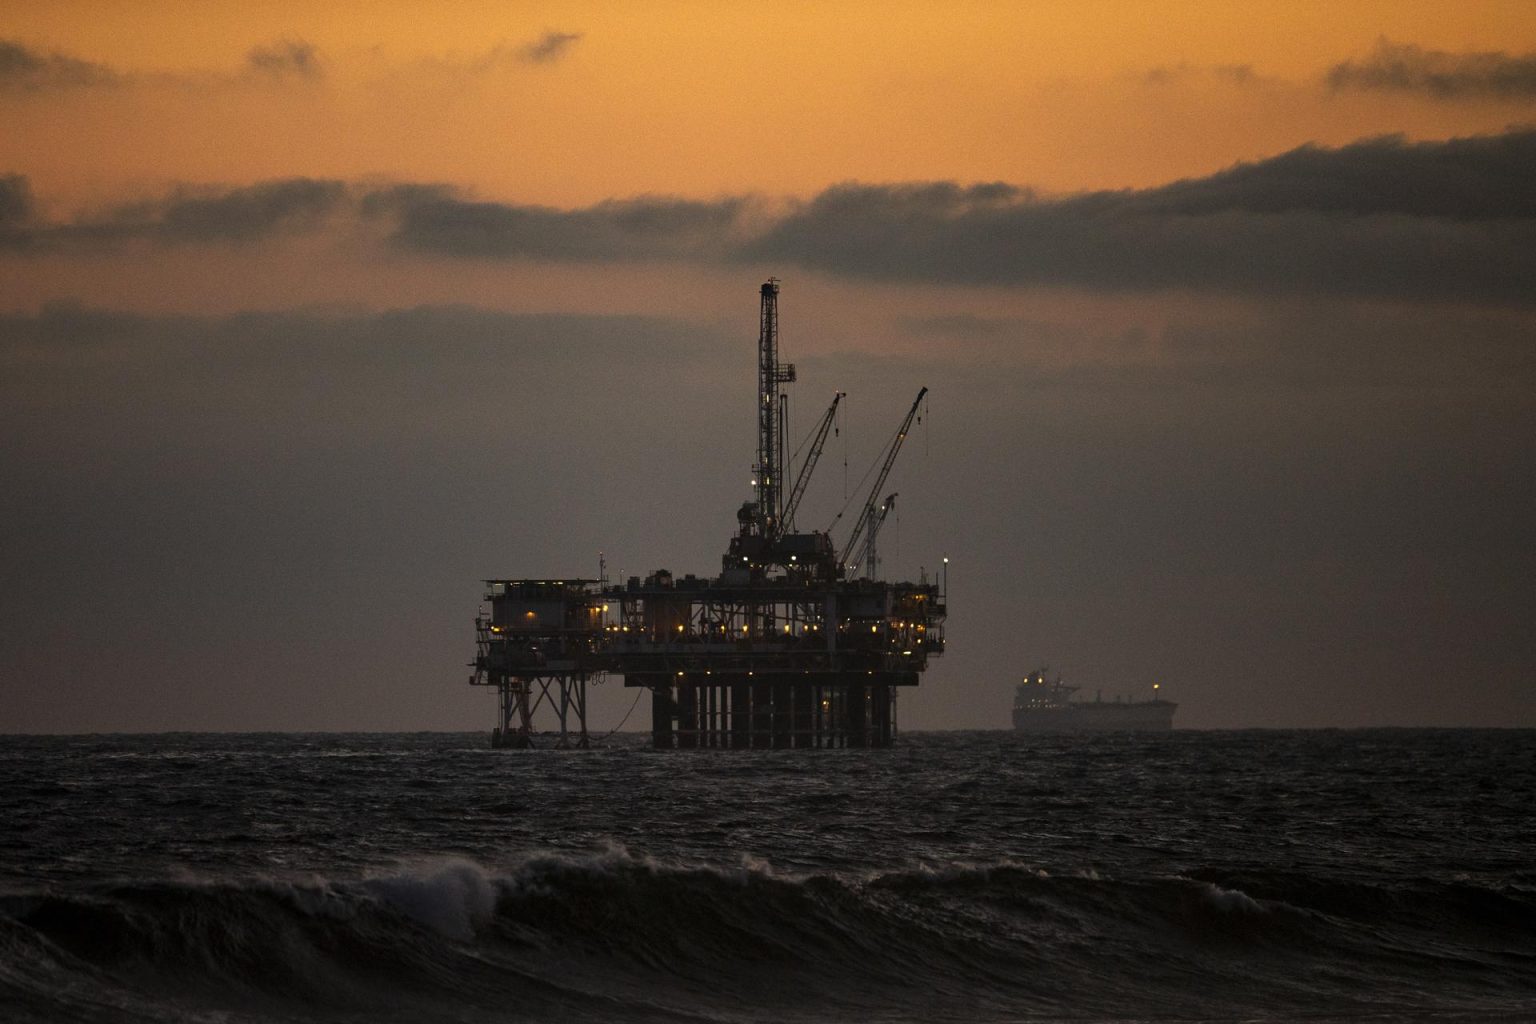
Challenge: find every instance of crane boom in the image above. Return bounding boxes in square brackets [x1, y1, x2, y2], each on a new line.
[838, 386, 926, 571]
[780, 390, 844, 535]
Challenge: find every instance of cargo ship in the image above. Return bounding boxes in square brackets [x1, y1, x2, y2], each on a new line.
[1013, 669, 1176, 732]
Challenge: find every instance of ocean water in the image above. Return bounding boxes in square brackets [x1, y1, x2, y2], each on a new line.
[1, 729, 1532, 1023]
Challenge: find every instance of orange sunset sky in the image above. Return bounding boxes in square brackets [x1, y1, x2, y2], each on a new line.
[4, 1, 1534, 199]
[4, 1, 1536, 314]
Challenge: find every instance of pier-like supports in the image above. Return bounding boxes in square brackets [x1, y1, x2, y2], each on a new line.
[644, 676, 897, 749]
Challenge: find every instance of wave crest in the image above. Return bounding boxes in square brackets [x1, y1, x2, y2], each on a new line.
[362, 858, 498, 940]
[5, 851, 1534, 1021]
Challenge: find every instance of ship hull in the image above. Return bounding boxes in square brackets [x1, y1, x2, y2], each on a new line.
[1012, 700, 1176, 733]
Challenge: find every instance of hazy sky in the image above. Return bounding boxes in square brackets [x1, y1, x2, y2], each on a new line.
[3, 1, 1534, 732]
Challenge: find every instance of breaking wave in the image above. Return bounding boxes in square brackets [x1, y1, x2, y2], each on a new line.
[4, 849, 1534, 1023]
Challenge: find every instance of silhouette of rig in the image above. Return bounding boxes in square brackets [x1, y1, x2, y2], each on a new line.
[470, 280, 946, 749]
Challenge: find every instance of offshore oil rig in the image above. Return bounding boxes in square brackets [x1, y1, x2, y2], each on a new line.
[469, 280, 946, 749]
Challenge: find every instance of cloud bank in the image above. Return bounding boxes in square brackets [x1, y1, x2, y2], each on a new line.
[1328, 39, 1536, 100]
[0, 39, 119, 91]
[6, 129, 1536, 304]
[373, 187, 745, 260]
[99, 178, 348, 242]
[0, 36, 328, 90]
[346, 128, 1536, 304]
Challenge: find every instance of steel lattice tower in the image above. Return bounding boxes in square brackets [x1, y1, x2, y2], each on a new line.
[755, 279, 796, 539]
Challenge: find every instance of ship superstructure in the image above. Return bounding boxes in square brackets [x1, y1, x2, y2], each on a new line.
[471, 280, 946, 748]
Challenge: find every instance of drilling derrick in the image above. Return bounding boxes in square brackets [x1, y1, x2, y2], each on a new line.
[470, 280, 946, 749]
[726, 281, 835, 581]
[755, 278, 796, 539]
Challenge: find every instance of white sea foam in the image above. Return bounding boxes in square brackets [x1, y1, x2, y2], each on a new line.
[1199, 882, 1266, 914]
[362, 858, 498, 940]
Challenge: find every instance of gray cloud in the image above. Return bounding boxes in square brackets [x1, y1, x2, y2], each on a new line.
[376, 187, 746, 260]
[0, 36, 326, 93]
[14, 177, 349, 246]
[0, 38, 119, 91]
[8, 128, 1536, 303]
[740, 131, 1536, 303]
[122, 178, 347, 242]
[1328, 38, 1536, 100]
[374, 130, 1536, 303]
[246, 39, 323, 80]
[1130, 130, 1536, 219]
[375, 181, 1022, 265]
[520, 30, 583, 64]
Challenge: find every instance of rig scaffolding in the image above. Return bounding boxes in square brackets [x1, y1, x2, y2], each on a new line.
[469, 280, 946, 748]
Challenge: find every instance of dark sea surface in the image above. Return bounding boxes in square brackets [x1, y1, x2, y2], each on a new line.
[1, 729, 1533, 1023]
